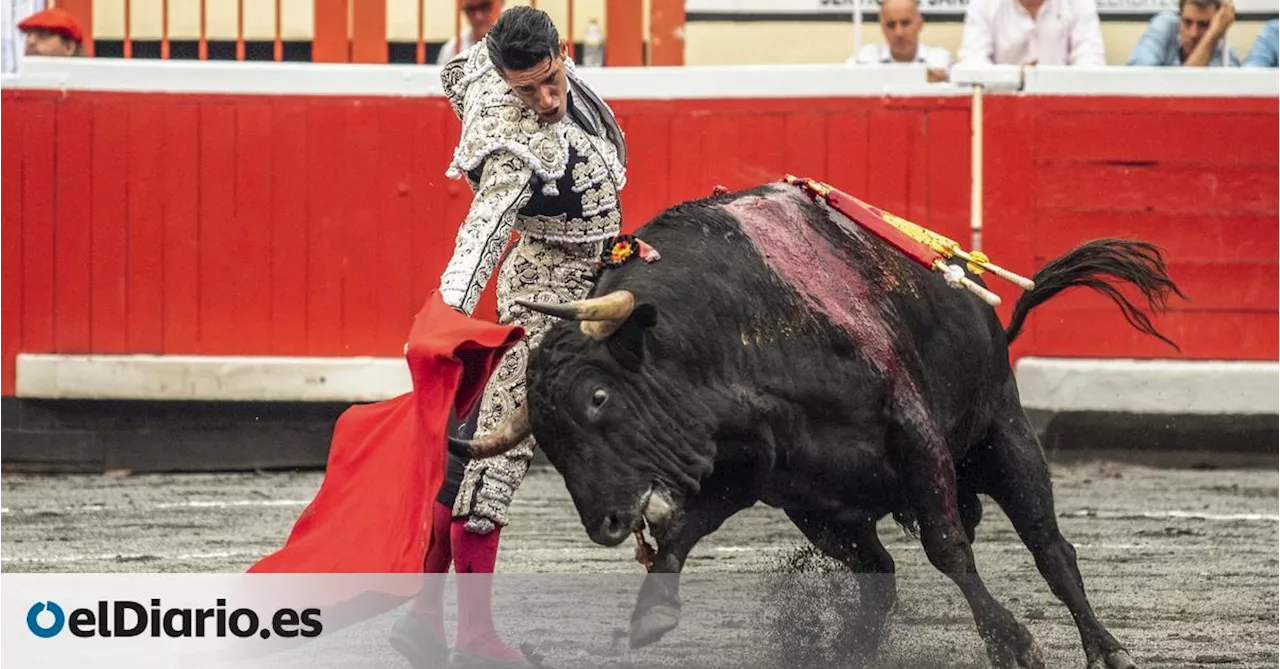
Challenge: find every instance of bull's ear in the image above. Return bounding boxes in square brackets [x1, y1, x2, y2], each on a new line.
[606, 303, 658, 371]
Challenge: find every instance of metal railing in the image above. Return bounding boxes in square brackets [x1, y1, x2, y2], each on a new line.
[49, 0, 684, 65]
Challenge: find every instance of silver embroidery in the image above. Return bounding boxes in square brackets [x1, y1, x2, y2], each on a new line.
[439, 152, 534, 314]
[519, 208, 622, 243]
[453, 238, 604, 531]
[443, 45, 570, 197]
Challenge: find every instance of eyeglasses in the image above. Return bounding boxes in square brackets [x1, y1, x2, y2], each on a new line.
[462, 1, 493, 15]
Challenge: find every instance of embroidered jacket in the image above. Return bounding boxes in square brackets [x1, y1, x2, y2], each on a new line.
[438, 43, 628, 315]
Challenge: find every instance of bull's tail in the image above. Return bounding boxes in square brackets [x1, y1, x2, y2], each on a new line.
[1003, 239, 1186, 351]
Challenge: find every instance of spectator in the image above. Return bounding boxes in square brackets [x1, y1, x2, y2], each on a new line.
[1244, 17, 1278, 67]
[436, 0, 505, 65]
[848, 0, 953, 82]
[4, 1, 48, 73]
[18, 6, 82, 57]
[1128, 0, 1241, 67]
[959, 0, 1106, 67]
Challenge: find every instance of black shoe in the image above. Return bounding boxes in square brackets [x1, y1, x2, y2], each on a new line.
[389, 613, 451, 669]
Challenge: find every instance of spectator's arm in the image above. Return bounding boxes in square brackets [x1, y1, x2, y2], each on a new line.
[958, 0, 996, 65]
[439, 152, 534, 315]
[1068, 0, 1107, 66]
[1127, 12, 1177, 66]
[1184, 0, 1235, 66]
[1244, 19, 1279, 67]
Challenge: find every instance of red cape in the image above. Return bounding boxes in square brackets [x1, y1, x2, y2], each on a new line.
[249, 292, 523, 574]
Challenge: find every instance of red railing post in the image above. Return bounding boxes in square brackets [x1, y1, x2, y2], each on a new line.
[351, 0, 387, 63]
[57, 0, 95, 56]
[313, 0, 349, 62]
[649, 0, 685, 66]
[604, 0, 642, 66]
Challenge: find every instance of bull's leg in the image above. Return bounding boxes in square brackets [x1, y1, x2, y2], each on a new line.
[975, 402, 1135, 669]
[784, 510, 897, 660]
[630, 486, 755, 649]
[893, 417, 1044, 669]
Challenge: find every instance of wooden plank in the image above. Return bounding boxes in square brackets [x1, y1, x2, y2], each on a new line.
[702, 110, 743, 192]
[1026, 309, 1277, 362]
[1036, 111, 1278, 166]
[666, 111, 709, 207]
[825, 111, 869, 198]
[234, 101, 275, 352]
[340, 101, 384, 353]
[305, 101, 347, 353]
[197, 103, 239, 355]
[737, 113, 786, 191]
[617, 112, 671, 229]
[409, 101, 449, 312]
[21, 102, 56, 356]
[1028, 261, 1277, 313]
[53, 100, 94, 353]
[1035, 96, 1280, 116]
[90, 100, 130, 354]
[1034, 212, 1279, 264]
[378, 100, 417, 352]
[904, 111, 929, 223]
[782, 112, 827, 183]
[162, 101, 201, 353]
[923, 108, 971, 248]
[2, 98, 25, 394]
[865, 108, 911, 221]
[981, 96, 1039, 337]
[1035, 163, 1278, 215]
[269, 99, 311, 355]
[126, 101, 166, 353]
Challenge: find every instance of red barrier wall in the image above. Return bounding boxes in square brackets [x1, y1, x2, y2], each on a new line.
[983, 95, 1279, 363]
[2, 88, 1275, 395]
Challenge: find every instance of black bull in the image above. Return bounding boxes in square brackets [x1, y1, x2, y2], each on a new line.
[451, 183, 1182, 668]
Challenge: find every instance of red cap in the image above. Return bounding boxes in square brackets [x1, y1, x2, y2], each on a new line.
[18, 8, 85, 43]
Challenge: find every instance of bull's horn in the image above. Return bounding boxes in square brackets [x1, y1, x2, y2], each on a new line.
[446, 404, 531, 459]
[516, 290, 636, 339]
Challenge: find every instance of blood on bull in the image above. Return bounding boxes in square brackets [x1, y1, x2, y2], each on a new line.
[451, 180, 1182, 669]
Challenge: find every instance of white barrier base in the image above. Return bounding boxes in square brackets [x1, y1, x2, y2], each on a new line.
[1014, 357, 1280, 416]
[13, 354, 1280, 415]
[14, 354, 411, 403]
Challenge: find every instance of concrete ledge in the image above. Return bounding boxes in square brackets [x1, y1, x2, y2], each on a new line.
[1014, 357, 1280, 416]
[15, 354, 411, 402]
[1, 398, 351, 473]
[1028, 409, 1279, 469]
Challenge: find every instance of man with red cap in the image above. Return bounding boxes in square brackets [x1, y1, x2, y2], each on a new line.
[19, 6, 83, 57]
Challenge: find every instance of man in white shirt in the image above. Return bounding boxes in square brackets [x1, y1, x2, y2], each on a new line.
[436, 0, 506, 65]
[959, 0, 1106, 66]
[848, 0, 953, 81]
[2, 0, 47, 73]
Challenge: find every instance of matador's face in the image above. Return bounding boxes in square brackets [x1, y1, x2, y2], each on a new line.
[499, 42, 570, 125]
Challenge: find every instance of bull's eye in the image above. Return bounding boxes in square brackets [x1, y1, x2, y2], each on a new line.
[591, 388, 608, 408]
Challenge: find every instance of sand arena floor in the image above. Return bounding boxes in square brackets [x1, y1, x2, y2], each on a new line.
[2, 461, 1276, 668]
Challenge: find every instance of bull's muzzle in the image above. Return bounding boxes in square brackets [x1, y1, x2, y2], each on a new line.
[446, 404, 531, 459]
[516, 290, 636, 340]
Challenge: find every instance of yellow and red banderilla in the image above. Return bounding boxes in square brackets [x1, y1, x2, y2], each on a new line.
[783, 175, 1035, 306]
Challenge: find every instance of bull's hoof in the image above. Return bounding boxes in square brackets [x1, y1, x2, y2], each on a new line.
[629, 604, 681, 649]
[1088, 649, 1136, 669]
[984, 623, 1044, 669]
